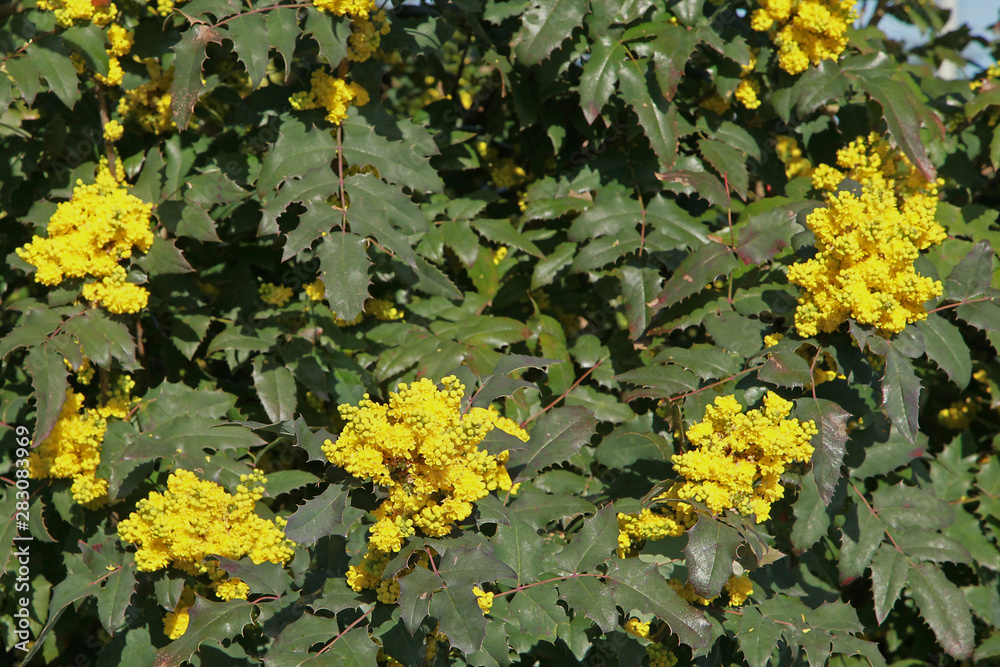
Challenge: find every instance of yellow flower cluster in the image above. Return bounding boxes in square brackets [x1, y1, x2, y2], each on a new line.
[348, 10, 391, 62]
[473, 586, 494, 614]
[776, 136, 813, 179]
[304, 279, 326, 302]
[735, 79, 761, 109]
[323, 376, 526, 595]
[492, 247, 509, 265]
[103, 120, 124, 143]
[937, 398, 978, 430]
[151, 0, 187, 16]
[36, 0, 117, 28]
[118, 59, 175, 134]
[290, 71, 369, 125]
[750, 0, 856, 75]
[93, 24, 134, 87]
[625, 617, 651, 638]
[117, 468, 295, 574]
[29, 376, 135, 505]
[668, 574, 753, 607]
[619, 393, 815, 554]
[788, 135, 946, 336]
[305, 281, 405, 324]
[164, 586, 196, 640]
[476, 142, 529, 190]
[260, 282, 294, 307]
[16, 161, 153, 314]
[312, 0, 374, 17]
[647, 644, 679, 667]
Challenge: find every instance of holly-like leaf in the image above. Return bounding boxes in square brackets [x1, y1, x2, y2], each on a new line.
[797, 398, 850, 505]
[304, 7, 349, 68]
[874, 339, 921, 443]
[734, 205, 804, 265]
[861, 76, 937, 182]
[580, 36, 624, 123]
[134, 238, 193, 275]
[556, 575, 618, 633]
[341, 112, 443, 193]
[227, 14, 269, 88]
[894, 531, 972, 565]
[512, 0, 588, 65]
[792, 473, 835, 552]
[428, 586, 487, 654]
[555, 504, 618, 573]
[26, 344, 68, 445]
[737, 605, 783, 667]
[838, 503, 883, 584]
[252, 356, 297, 423]
[850, 431, 928, 480]
[648, 242, 738, 313]
[258, 120, 337, 195]
[944, 240, 994, 300]
[216, 557, 289, 598]
[872, 483, 953, 532]
[870, 545, 909, 624]
[655, 167, 728, 207]
[283, 484, 352, 543]
[267, 8, 299, 78]
[906, 563, 974, 660]
[916, 314, 971, 389]
[316, 232, 372, 323]
[619, 63, 678, 167]
[27, 37, 80, 109]
[435, 543, 517, 590]
[98, 564, 136, 634]
[619, 265, 662, 340]
[606, 558, 711, 649]
[758, 348, 813, 389]
[499, 586, 568, 641]
[471, 354, 553, 409]
[699, 138, 748, 200]
[62, 24, 110, 76]
[650, 26, 701, 100]
[171, 25, 224, 130]
[508, 406, 596, 482]
[62, 310, 137, 369]
[684, 514, 744, 599]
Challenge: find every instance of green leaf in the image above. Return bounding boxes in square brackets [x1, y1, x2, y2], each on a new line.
[734, 205, 804, 265]
[650, 26, 701, 100]
[873, 339, 921, 443]
[258, 119, 337, 195]
[916, 314, 971, 389]
[267, 8, 299, 78]
[557, 575, 618, 633]
[861, 76, 937, 181]
[227, 14, 269, 88]
[97, 564, 136, 634]
[428, 586, 487, 654]
[797, 398, 850, 505]
[512, 0, 587, 64]
[619, 265, 662, 339]
[698, 138, 748, 200]
[492, 515, 546, 584]
[304, 8, 349, 68]
[870, 544, 909, 624]
[6, 56, 40, 105]
[472, 218, 544, 258]
[508, 406, 596, 482]
[580, 36, 624, 123]
[170, 25, 224, 130]
[850, 430, 927, 480]
[345, 173, 428, 260]
[397, 566, 438, 633]
[500, 586, 568, 641]
[62, 24, 110, 77]
[643, 195, 710, 249]
[284, 484, 352, 543]
[508, 489, 595, 531]
[435, 543, 517, 589]
[316, 232, 372, 323]
[684, 514, 744, 599]
[341, 111, 443, 193]
[606, 558, 711, 649]
[615, 364, 699, 401]
[944, 240, 994, 300]
[134, 239, 193, 275]
[26, 345, 68, 445]
[252, 356, 297, 423]
[619, 62, 678, 166]
[27, 37, 80, 109]
[757, 348, 813, 389]
[872, 484, 953, 532]
[156, 200, 220, 242]
[655, 167, 728, 207]
[568, 188, 641, 242]
[736, 605, 783, 667]
[216, 557, 290, 598]
[62, 310, 137, 369]
[792, 473, 834, 552]
[555, 504, 618, 573]
[906, 563, 974, 660]
[648, 242, 738, 313]
[21, 573, 102, 664]
[838, 503, 883, 584]
[894, 531, 972, 565]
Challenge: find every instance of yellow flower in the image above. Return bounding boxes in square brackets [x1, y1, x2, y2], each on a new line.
[735, 78, 762, 109]
[259, 282, 294, 307]
[36, 0, 117, 28]
[16, 162, 152, 313]
[751, 0, 856, 75]
[118, 58, 175, 134]
[103, 120, 124, 143]
[117, 469, 295, 574]
[311, 0, 374, 17]
[725, 574, 753, 605]
[324, 377, 526, 594]
[164, 586, 196, 639]
[290, 71, 369, 125]
[473, 586, 494, 614]
[304, 279, 325, 301]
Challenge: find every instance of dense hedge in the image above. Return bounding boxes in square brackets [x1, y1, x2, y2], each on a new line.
[2, 0, 1000, 665]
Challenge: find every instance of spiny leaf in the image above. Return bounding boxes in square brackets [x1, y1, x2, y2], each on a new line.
[316, 232, 372, 323]
[650, 26, 701, 100]
[512, 0, 588, 65]
[861, 76, 937, 182]
[258, 120, 337, 196]
[153, 597, 255, 666]
[684, 514, 744, 599]
[557, 575, 618, 633]
[267, 8, 299, 78]
[734, 205, 804, 265]
[284, 484, 352, 543]
[555, 504, 618, 573]
[252, 356, 297, 423]
[619, 265, 662, 340]
[916, 314, 972, 389]
[170, 25, 224, 130]
[944, 240, 994, 300]
[736, 605, 783, 667]
[757, 348, 813, 389]
[870, 545, 909, 624]
[606, 558, 711, 649]
[698, 138, 748, 200]
[580, 36, 625, 123]
[838, 502, 883, 584]
[227, 14, 269, 88]
[509, 406, 596, 482]
[872, 339, 921, 443]
[63, 310, 136, 369]
[26, 344, 68, 445]
[97, 564, 137, 634]
[906, 563, 974, 659]
[27, 37, 80, 109]
[648, 242, 738, 313]
[797, 398, 850, 505]
[428, 586, 487, 654]
[619, 62, 678, 167]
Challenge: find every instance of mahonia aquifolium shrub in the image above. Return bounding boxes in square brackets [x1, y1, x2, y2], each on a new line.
[2, 0, 1000, 665]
